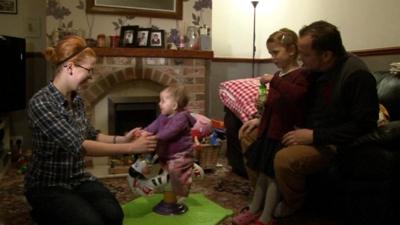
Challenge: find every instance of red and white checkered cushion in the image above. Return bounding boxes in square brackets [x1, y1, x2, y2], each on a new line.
[219, 77, 261, 122]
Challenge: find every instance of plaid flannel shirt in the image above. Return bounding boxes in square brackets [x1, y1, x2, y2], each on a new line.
[25, 82, 98, 190]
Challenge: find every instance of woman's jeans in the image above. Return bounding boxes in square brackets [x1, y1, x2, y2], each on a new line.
[25, 180, 123, 225]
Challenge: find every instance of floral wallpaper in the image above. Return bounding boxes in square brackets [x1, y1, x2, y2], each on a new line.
[46, 0, 212, 47]
[192, 0, 212, 26]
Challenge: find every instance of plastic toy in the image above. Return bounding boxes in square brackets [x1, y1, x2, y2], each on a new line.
[127, 153, 204, 215]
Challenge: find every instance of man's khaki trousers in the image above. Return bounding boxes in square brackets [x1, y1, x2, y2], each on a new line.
[274, 145, 336, 209]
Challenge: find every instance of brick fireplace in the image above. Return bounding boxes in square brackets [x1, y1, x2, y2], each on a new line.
[78, 49, 212, 134]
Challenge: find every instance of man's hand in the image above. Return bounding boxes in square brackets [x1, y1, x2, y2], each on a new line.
[282, 129, 313, 146]
[239, 118, 260, 139]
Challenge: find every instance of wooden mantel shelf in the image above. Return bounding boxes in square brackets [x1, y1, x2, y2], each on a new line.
[93, 47, 214, 59]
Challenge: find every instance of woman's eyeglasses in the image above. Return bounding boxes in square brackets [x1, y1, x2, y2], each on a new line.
[75, 64, 93, 78]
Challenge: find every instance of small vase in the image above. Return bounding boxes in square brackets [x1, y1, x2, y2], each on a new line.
[86, 38, 97, 47]
[178, 35, 185, 50]
[110, 35, 120, 48]
[186, 26, 199, 50]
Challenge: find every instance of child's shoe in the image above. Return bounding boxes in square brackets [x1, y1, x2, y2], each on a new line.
[251, 219, 277, 225]
[251, 220, 265, 225]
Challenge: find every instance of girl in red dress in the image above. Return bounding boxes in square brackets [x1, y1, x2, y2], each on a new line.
[232, 28, 312, 225]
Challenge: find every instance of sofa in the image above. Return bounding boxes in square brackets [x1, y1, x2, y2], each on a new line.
[223, 70, 400, 225]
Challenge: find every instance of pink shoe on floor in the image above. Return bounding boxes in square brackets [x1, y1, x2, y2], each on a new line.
[251, 220, 266, 225]
[251, 219, 277, 225]
[232, 208, 261, 225]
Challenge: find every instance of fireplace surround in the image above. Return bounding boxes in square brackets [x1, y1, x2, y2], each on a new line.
[108, 96, 159, 135]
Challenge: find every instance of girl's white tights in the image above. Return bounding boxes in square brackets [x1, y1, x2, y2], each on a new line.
[249, 173, 280, 224]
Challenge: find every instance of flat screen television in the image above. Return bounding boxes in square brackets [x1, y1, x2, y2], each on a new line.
[0, 35, 26, 112]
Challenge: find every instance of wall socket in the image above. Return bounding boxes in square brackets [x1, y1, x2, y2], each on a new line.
[10, 136, 23, 146]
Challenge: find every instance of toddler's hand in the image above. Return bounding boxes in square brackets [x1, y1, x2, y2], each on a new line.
[124, 127, 143, 141]
[139, 130, 153, 137]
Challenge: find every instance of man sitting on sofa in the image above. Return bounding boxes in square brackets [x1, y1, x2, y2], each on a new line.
[272, 20, 379, 218]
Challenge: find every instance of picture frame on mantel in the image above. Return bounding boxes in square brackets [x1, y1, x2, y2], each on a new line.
[0, 0, 17, 14]
[136, 29, 151, 48]
[119, 26, 138, 48]
[149, 30, 165, 49]
[86, 0, 183, 20]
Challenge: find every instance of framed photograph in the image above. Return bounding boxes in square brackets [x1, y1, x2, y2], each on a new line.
[86, 0, 183, 20]
[0, 0, 17, 14]
[136, 29, 150, 47]
[119, 25, 138, 47]
[149, 30, 165, 48]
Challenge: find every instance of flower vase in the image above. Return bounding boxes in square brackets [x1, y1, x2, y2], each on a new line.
[186, 26, 200, 50]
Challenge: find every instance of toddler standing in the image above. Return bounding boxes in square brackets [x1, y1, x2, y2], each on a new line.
[129, 84, 197, 204]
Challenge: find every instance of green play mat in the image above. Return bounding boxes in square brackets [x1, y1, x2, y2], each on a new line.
[122, 193, 233, 225]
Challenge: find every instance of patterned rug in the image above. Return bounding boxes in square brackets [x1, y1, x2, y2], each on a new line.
[0, 157, 342, 225]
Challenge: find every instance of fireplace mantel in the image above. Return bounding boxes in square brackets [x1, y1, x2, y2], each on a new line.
[82, 47, 210, 121]
[93, 47, 214, 59]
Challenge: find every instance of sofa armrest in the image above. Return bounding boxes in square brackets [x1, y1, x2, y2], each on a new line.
[349, 120, 400, 151]
[374, 71, 400, 121]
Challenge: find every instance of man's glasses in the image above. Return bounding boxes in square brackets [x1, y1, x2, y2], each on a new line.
[75, 64, 93, 78]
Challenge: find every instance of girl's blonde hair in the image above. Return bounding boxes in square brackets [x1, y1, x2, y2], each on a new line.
[44, 35, 96, 72]
[164, 84, 190, 110]
[267, 28, 298, 57]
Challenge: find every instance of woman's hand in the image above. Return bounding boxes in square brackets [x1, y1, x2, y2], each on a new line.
[282, 128, 313, 146]
[239, 118, 260, 139]
[130, 133, 157, 153]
